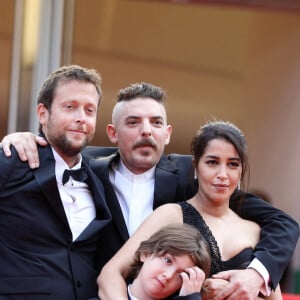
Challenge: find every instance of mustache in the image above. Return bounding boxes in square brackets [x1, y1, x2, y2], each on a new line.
[133, 138, 157, 150]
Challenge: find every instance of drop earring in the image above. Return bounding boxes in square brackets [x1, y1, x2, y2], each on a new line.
[194, 169, 197, 180]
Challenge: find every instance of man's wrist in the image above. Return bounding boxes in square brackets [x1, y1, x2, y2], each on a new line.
[248, 258, 271, 296]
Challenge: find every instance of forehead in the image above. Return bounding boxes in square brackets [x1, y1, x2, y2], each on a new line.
[53, 80, 99, 102]
[114, 97, 167, 121]
[174, 254, 195, 268]
[204, 138, 239, 157]
[55, 79, 94, 92]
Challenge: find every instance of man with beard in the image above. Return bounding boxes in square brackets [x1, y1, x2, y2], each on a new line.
[1, 82, 299, 299]
[0, 65, 111, 300]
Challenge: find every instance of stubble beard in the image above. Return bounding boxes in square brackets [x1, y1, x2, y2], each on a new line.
[50, 133, 88, 156]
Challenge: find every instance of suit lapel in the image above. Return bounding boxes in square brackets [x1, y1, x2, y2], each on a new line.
[83, 157, 111, 220]
[70, 157, 112, 242]
[33, 146, 71, 231]
[153, 156, 179, 209]
[90, 153, 130, 241]
[33, 147, 112, 241]
[90, 153, 181, 241]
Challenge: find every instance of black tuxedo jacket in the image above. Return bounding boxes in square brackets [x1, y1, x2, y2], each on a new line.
[89, 151, 197, 269]
[0, 145, 111, 299]
[85, 146, 299, 289]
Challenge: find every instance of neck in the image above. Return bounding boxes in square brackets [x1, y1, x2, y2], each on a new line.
[63, 156, 81, 168]
[52, 147, 81, 168]
[130, 279, 153, 300]
[189, 193, 230, 218]
[119, 159, 155, 176]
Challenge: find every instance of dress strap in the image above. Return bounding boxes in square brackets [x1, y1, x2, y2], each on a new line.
[178, 201, 224, 276]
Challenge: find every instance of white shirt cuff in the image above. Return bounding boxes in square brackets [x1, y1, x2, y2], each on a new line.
[248, 258, 271, 296]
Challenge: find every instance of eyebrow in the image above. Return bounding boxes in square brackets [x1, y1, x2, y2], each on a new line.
[125, 116, 140, 120]
[205, 155, 241, 161]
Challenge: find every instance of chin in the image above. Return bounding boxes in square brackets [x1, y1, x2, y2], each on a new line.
[140, 162, 156, 170]
[71, 137, 88, 147]
[65, 141, 87, 155]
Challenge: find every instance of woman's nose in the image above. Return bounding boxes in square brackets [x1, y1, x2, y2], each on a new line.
[217, 165, 228, 179]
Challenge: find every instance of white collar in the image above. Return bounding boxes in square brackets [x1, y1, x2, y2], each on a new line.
[127, 284, 139, 300]
[115, 159, 155, 183]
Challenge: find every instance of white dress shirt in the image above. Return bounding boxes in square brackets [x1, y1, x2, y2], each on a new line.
[52, 148, 96, 241]
[109, 160, 155, 236]
[127, 284, 138, 300]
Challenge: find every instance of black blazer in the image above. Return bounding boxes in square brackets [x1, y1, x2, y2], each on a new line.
[90, 151, 197, 270]
[85, 147, 299, 289]
[0, 145, 111, 300]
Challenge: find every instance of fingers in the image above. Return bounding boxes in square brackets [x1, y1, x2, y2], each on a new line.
[212, 282, 237, 300]
[211, 270, 230, 280]
[202, 278, 229, 300]
[35, 136, 48, 146]
[213, 286, 256, 300]
[1, 132, 47, 169]
[179, 267, 205, 296]
[211, 269, 261, 300]
[22, 135, 45, 169]
[185, 266, 205, 283]
[1, 142, 12, 157]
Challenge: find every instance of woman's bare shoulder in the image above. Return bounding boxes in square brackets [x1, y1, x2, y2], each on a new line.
[154, 203, 183, 214]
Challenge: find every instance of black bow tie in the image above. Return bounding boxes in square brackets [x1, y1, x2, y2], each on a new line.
[62, 167, 88, 185]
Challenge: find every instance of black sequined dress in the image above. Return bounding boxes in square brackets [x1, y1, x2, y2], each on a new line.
[178, 201, 254, 277]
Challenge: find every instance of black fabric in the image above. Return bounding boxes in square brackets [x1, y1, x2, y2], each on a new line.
[179, 201, 223, 276]
[179, 201, 253, 276]
[0, 145, 111, 299]
[173, 292, 202, 300]
[62, 167, 88, 184]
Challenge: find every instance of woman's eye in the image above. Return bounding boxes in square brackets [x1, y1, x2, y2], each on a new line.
[207, 160, 217, 165]
[229, 162, 240, 168]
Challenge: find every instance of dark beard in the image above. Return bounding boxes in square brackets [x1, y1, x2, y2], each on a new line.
[50, 135, 88, 156]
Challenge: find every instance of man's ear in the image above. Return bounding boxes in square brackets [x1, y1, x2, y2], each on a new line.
[106, 124, 118, 144]
[36, 103, 48, 126]
[165, 124, 173, 145]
